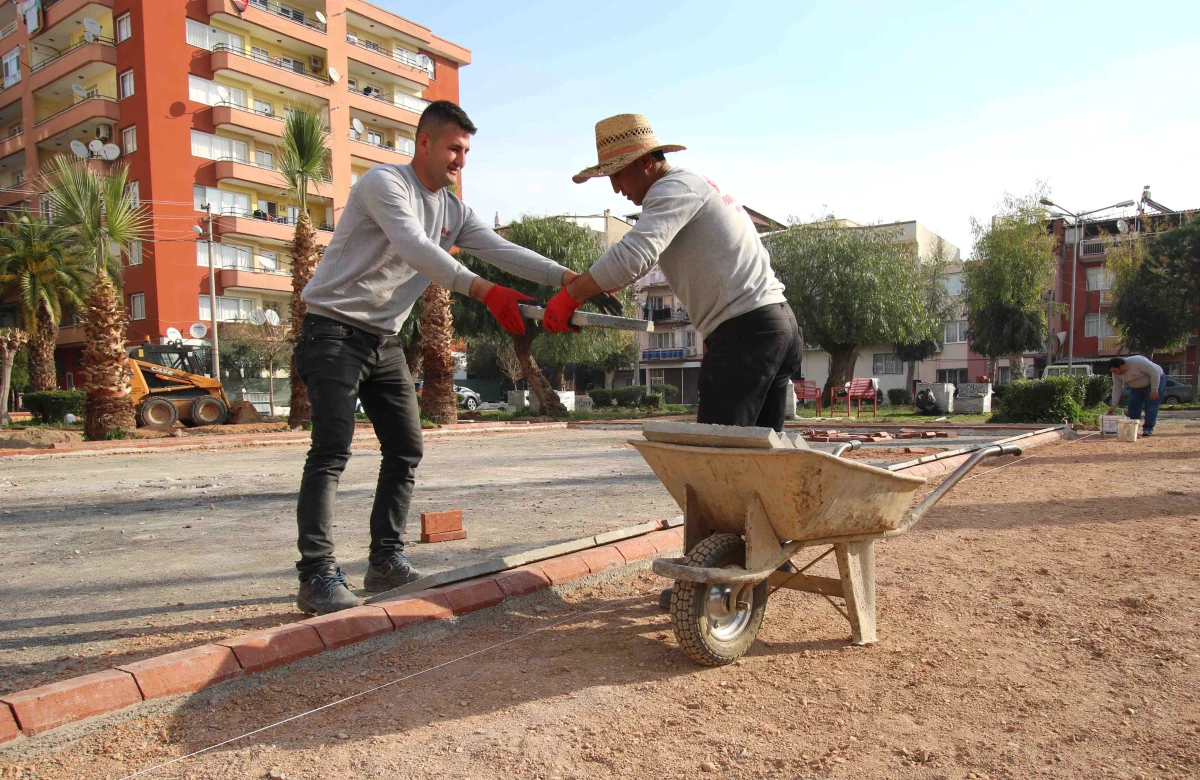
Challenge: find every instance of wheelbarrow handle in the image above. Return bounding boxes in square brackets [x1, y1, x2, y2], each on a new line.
[830, 440, 862, 458]
[883, 443, 1024, 538]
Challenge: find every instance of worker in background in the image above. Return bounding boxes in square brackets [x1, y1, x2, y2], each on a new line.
[293, 101, 577, 615]
[547, 114, 801, 608]
[1107, 355, 1165, 437]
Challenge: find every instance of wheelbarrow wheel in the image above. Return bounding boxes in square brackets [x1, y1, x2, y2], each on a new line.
[670, 533, 767, 666]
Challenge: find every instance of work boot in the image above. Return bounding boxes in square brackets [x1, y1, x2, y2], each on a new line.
[658, 560, 799, 611]
[297, 567, 360, 615]
[363, 552, 423, 592]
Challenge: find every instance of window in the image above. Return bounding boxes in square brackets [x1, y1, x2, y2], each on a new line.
[872, 354, 904, 375]
[1084, 313, 1115, 339]
[936, 368, 969, 385]
[1086, 266, 1114, 291]
[126, 240, 142, 266]
[943, 272, 963, 296]
[259, 199, 277, 219]
[944, 320, 968, 344]
[199, 294, 254, 323]
[682, 330, 696, 348]
[188, 75, 245, 108]
[190, 130, 248, 162]
[122, 125, 136, 154]
[186, 19, 244, 52]
[280, 56, 305, 74]
[253, 98, 273, 116]
[286, 205, 300, 224]
[196, 241, 250, 269]
[350, 171, 360, 185]
[367, 130, 383, 147]
[129, 293, 146, 320]
[118, 70, 134, 99]
[996, 366, 1012, 386]
[115, 13, 131, 43]
[193, 185, 250, 215]
[255, 149, 274, 169]
[650, 332, 673, 349]
[125, 181, 139, 206]
[64, 372, 74, 390]
[12, 170, 24, 186]
[251, 46, 269, 63]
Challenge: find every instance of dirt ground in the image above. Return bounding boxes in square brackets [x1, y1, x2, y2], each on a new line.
[0, 428, 84, 448]
[4, 420, 1198, 778]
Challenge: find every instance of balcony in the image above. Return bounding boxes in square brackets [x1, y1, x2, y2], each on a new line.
[29, 38, 117, 93]
[0, 186, 29, 209]
[214, 210, 333, 247]
[219, 266, 293, 294]
[212, 157, 328, 199]
[641, 306, 689, 324]
[347, 88, 424, 128]
[42, 0, 114, 30]
[211, 44, 330, 98]
[345, 1, 433, 46]
[32, 95, 119, 143]
[0, 127, 23, 158]
[1098, 289, 1113, 306]
[348, 135, 413, 165]
[1078, 240, 1108, 259]
[345, 35, 430, 87]
[211, 101, 285, 139]
[55, 323, 86, 347]
[1097, 336, 1121, 353]
[642, 349, 685, 361]
[207, 0, 327, 49]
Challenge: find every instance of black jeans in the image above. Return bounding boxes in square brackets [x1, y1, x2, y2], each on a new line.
[293, 313, 423, 579]
[696, 303, 802, 432]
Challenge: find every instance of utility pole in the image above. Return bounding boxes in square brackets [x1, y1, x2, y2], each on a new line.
[204, 204, 220, 379]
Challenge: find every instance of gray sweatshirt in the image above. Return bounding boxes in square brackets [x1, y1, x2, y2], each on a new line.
[1110, 355, 1164, 406]
[303, 164, 571, 335]
[588, 168, 787, 338]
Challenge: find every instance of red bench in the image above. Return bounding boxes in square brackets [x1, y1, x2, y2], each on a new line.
[794, 379, 822, 417]
[830, 378, 877, 419]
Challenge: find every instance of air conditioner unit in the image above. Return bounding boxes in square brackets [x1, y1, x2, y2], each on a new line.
[95, 125, 112, 141]
[310, 55, 323, 69]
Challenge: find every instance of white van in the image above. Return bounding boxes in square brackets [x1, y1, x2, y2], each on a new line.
[1041, 364, 1093, 379]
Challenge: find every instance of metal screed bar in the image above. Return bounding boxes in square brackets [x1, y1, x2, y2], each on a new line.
[519, 304, 654, 332]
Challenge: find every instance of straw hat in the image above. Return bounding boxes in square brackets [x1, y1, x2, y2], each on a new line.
[572, 114, 685, 184]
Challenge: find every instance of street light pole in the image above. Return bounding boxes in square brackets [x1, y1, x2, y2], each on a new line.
[204, 204, 220, 379]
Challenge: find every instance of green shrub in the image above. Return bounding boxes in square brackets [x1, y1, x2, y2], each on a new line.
[989, 377, 1084, 423]
[886, 388, 912, 406]
[614, 386, 646, 407]
[642, 393, 663, 409]
[991, 384, 1008, 403]
[588, 388, 613, 407]
[1085, 374, 1112, 408]
[22, 390, 85, 423]
[655, 383, 680, 401]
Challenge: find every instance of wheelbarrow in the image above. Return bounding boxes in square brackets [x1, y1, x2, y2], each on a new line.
[633, 422, 1021, 666]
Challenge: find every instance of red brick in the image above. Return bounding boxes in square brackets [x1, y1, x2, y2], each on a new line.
[539, 554, 591, 585]
[494, 566, 551, 599]
[579, 545, 625, 574]
[420, 529, 468, 543]
[117, 645, 241, 700]
[303, 606, 394, 651]
[378, 593, 453, 630]
[216, 624, 324, 674]
[438, 578, 506, 615]
[647, 530, 683, 554]
[1, 670, 142, 736]
[0, 705, 18, 743]
[421, 509, 463, 535]
[614, 535, 658, 563]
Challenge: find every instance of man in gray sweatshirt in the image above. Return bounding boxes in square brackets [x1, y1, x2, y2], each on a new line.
[293, 101, 575, 614]
[1107, 355, 1166, 436]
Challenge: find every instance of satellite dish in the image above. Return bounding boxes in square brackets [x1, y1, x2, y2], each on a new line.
[83, 17, 102, 36]
[216, 85, 230, 102]
[84, 31, 95, 43]
[327, 66, 341, 83]
[189, 323, 208, 339]
[248, 309, 267, 326]
[315, 10, 326, 24]
[88, 139, 104, 154]
[264, 309, 281, 327]
[70, 140, 90, 159]
[71, 84, 89, 98]
[101, 143, 121, 161]
[1116, 219, 1129, 234]
[351, 118, 365, 135]
[166, 327, 183, 342]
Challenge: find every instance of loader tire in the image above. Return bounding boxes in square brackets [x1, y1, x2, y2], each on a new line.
[187, 395, 228, 427]
[670, 533, 767, 667]
[138, 397, 178, 429]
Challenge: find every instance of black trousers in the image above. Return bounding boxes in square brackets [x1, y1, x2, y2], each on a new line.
[696, 302, 802, 432]
[293, 314, 424, 579]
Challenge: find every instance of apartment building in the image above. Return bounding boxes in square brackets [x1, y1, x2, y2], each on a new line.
[0, 0, 469, 386]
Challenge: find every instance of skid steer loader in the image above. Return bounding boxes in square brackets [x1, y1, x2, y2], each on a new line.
[126, 341, 261, 429]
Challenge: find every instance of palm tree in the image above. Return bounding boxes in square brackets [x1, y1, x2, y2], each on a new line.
[0, 327, 29, 426]
[43, 156, 148, 440]
[420, 284, 457, 424]
[278, 104, 330, 429]
[0, 214, 88, 391]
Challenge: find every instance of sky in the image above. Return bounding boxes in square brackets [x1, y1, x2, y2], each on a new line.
[379, 0, 1200, 256]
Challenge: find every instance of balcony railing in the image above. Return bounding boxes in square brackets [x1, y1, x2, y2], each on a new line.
[345, 34, 433, 75]
[34, 95, 117, 127]
[1079, 240, 1107, 257]
[214, 258, 293, 277]
[247, 0, 327, 32]
[642, 349, 684, 361]
[30, 36, 116, 74]
[350, 134, 415, 156]
[1097, 336, 1121, 351]
[214, 100, 284, 121]
[219, 206, 332, 230]
[641, 306, 689, 323]
[1098, 289, 1113, 305]
[351, 86, 429, 115]
[0, 22, 18, 40]
[212, 43, 330, 84]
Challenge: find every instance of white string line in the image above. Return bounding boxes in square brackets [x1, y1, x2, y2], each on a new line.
[118, 595, 648, 780]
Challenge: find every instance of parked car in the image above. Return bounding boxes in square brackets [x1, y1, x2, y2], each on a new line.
[454, 384, 482, 410]
[1120, 377, 1193, 405]
[1042, 364, 1093, 379]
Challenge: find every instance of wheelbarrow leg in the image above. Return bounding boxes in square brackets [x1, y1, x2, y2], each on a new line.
[834, 540, 877, 645]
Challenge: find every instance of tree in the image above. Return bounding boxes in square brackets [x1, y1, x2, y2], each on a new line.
[44, 156, 148, 440]
[420, 284, 457, 424]
[588, 338, 639, 390]
[962, 190, 1058, 379]
[279, 104, 331, 430]
[453, 216, 621, 416]
[221, 320, 293, 416]
[767, 220, 926, 399]
[0, 328, 29, 426]
[893, 236, 956, 394]
[0, 214, 87, 391]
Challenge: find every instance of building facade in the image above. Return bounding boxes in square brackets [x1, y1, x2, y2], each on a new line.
[0, 0, 469, 387]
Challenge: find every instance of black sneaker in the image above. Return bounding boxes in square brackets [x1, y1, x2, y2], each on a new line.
[364, 553, 423, 592]
[1143, 429, 1154, 437]
[297, 568, 360, 615]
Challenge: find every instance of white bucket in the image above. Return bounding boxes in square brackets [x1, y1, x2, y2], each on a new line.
[1116, 419, 1141, 442]
[1099, 414, 1124, 436]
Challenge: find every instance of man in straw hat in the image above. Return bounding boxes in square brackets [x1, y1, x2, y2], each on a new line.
[545, 114, 801, 606]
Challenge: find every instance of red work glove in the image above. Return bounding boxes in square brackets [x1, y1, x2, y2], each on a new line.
[483, 284, 535, 335]
[544, 288, 583, 333]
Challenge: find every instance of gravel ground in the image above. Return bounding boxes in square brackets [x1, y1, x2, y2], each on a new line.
[4, 420, 1198, 778]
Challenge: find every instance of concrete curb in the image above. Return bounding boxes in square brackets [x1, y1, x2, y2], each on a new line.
[0, 426, 1070, 744]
